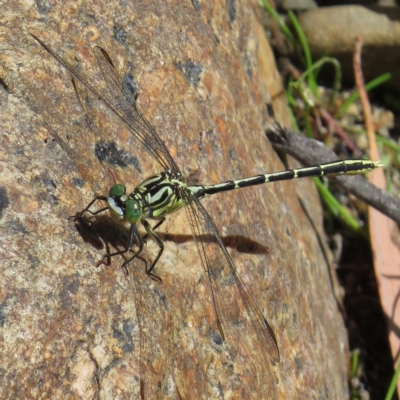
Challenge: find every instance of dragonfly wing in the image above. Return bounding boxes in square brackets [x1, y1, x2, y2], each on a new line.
[182, 190, 280, 362]
[31, 35, 178, 173]
[93, 46, 179, 173]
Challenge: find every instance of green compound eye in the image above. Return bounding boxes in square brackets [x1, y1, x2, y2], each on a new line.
[109, 184, 125, 197]
[124, 199, 142, 223]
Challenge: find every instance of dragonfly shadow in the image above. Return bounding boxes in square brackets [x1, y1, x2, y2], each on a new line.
[72, 213, 128, 251]
[72, 214, 269, 266]
[226, 235, 270, 255]
[70, 213, 146, 272]
[165, 232, 269, 256]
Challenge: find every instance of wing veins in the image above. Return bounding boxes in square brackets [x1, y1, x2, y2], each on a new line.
[182, 190, 280, 361]
[31, 34, 178, 172]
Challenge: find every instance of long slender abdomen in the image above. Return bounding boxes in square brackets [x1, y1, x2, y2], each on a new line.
[189, 159, 381, 200]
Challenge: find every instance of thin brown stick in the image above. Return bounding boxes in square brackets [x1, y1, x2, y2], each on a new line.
[353, 37, 379, 161]
[355, 37, 400, 398]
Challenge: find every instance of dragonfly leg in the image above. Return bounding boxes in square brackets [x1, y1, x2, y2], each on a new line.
[141, 218, 166, 282]
[98, 223, 142, 270]
[81, 195, 108, 216]
[141, 218, 165, 242]
[68, 195, 108, 221]
[120, 225, 147, 275]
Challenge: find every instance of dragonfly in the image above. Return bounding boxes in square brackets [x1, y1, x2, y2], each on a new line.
[31, 34, 382, 363]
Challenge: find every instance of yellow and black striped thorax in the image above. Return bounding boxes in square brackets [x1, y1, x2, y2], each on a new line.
[132, 170, 188, 219]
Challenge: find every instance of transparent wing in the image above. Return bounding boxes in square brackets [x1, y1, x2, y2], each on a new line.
[182, 190, 280, 362]
[92, 46, 179, 173]
[31, 34, 179, 173]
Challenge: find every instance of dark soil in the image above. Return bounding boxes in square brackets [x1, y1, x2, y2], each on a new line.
[337, 235, 397, 400]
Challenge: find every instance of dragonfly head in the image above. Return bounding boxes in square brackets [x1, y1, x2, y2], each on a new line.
[108, 184, 143, 223]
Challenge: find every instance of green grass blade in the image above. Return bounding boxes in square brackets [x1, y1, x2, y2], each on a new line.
[384, 361, 400, 400]
[288, 10, 319, 99]
[339, 73, 393, 114]
[313, 177, 362, 232]
[261, 0, 295, 44]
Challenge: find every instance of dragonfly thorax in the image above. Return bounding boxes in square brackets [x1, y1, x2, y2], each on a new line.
[108, 184, 143, 223]
[133, 170, 187, 219]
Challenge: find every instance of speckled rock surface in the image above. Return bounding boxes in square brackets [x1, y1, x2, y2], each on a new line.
[1, 1, 349, 399]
